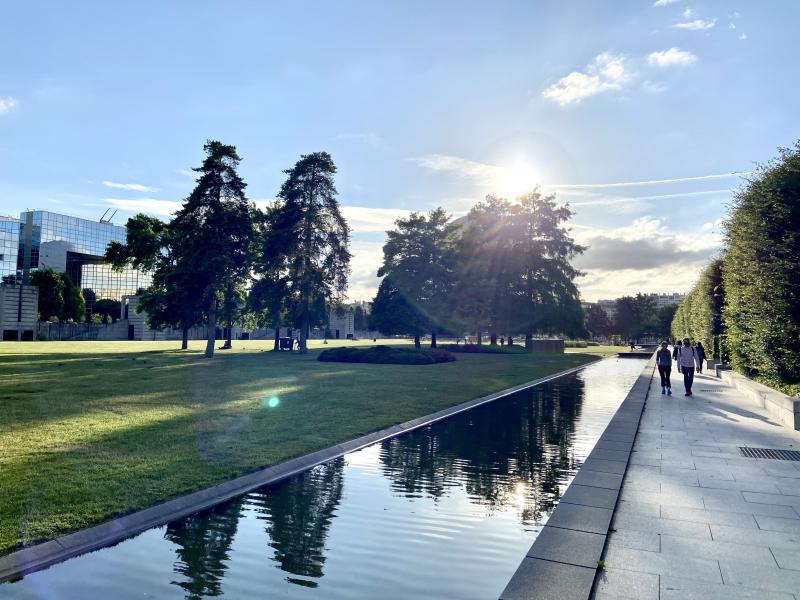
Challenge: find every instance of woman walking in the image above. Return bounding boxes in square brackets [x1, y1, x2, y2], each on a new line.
[695, 341, 707, 374]
[656, 341, 672, 395]
[676, 338, 700, 396]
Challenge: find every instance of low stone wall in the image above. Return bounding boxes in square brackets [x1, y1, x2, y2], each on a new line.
[719, 369, 800, 431]
[500, 354, 656, 600]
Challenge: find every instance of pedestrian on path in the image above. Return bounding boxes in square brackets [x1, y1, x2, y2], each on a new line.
[676, 337, 700, 396]
[656, 341, 672, 395]
[695, 341, 707, 373]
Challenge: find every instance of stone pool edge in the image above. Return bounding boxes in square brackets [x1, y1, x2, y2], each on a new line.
[0, 360, 601, 584]
[499, 353, 657, 600]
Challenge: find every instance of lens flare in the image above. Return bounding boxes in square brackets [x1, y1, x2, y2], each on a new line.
[262, 396, 280, 408]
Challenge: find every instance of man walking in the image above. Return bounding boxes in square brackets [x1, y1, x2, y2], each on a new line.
[656, 341, 672, 395]
[676, 337, 700, 396]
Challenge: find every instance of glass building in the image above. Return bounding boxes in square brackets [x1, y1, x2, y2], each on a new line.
[0, 215, 21, 284]
[17, 210, 150, 314]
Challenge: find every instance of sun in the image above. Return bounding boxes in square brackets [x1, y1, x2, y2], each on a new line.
[496, 161, 539, 199]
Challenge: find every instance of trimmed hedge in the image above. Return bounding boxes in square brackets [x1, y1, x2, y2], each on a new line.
[723, 143, 800, 384]
[671, 258, 724, 359]
[441, 343, 529, 354]
[317, 345, 456, 365]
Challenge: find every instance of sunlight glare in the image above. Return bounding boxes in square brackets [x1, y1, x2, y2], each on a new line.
[497, 161, 539, 199]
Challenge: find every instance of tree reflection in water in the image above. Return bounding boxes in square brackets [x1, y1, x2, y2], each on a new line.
[379, 375, 585, 524]
[250, 458, 345, 588]
[164, 496, 245, 599]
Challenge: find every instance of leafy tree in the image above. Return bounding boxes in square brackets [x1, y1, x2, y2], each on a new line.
[59, 273, 84, 322]
[585, 304, 613, 338]
[353, 305, 366, 331]
[170, 140, 255, 358]
[274, 152, 351, 354]
[378, 208, 458, 348]
[250, 201, 296, 351]
[614, 294, 656, 339]
[107, 213, 205, 350]
[453, 196, 514, 344]
[723, 142, 800, 382]
[30, 268, 64, 321]
[505, 190, 584, 348]
[369, 276, 428, 347]
[653, 303, 678, 340]
[93, 299, 121, 321]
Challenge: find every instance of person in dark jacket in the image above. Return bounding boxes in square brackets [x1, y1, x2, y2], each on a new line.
[695, 341, 707, 374]
[656, 341, 672, 395]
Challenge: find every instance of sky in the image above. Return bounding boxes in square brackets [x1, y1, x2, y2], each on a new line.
[1, 1, 797, 301]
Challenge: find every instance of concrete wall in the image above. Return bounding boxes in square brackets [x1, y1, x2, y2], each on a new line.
[531, 338, 565, 353]
[0, 284, 38, 341]
[719, 369, 800, 431]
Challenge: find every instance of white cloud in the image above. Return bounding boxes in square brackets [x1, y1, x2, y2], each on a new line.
[103, 181, 159, 193]
[572, 216, 723, 299]
[104, 198, 180, 217]
[648, 47, 698, 68]
[728, 23, 736, 30]
[0, 97, 18, 115]
[673, 18, 716, 30]
[346, 239, 385, 301]
[341, 206, 412, 233]
[548, 171, 749, 189]
[410, 154, 500, 180]
[739, 33, 747, 40]
[174, 168, 196, 178]
[683, 8, 695, 18]
[653, 0, 680, 6]
[641, 80, 668, 94]
[542, 52, 631, 106]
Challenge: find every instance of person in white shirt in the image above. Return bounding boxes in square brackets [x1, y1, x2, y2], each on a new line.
[676, 337, 700, 396]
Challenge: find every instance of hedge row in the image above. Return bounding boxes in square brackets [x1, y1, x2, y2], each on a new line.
[672, 142, 800, 389]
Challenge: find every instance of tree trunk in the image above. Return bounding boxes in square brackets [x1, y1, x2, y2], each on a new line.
[298, 310, 309, 354]
[525, 332, 533, 350]
[476, 327, 482, 345]
[181, 326, 188, 350]
[430, 331, 437, 349]
[414, 333, 421, 349]
[205, 295, 216, 358]
[273, 314, 281, 351]
[490, 333, 497, 346]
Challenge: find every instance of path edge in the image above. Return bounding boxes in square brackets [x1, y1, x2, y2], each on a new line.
[0, 358, 601, 583]
[499, 353, 656, 600]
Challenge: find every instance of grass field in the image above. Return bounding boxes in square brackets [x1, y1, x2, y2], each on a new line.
[564, 344, 621, 357]
[0, 339, 602, 555]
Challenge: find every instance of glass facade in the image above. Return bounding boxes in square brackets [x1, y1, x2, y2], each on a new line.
[18, 210, 151, 314]
[0, 216, 21, 284]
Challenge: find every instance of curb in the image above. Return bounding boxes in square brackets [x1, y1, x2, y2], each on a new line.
[0, 360, 599, 583]
[499, 353, 656, 600]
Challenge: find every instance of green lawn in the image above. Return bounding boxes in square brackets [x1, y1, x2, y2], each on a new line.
[565, 344, 620, 357]
[0, 339, 601, 555]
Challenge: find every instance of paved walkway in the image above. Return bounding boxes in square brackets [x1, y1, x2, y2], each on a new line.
[594, 367, 800, 599]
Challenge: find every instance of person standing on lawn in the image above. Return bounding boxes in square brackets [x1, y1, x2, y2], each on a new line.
[695, 341, 707, 374]
[677, 337, 700, 396]
[656, 341, 672, 395]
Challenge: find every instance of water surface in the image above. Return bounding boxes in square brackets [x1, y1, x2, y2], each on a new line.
[2, 358, 644, 600]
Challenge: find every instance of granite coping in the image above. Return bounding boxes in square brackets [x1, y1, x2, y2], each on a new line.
[500, 353, 656, 600]
[0, 361, 596, 584]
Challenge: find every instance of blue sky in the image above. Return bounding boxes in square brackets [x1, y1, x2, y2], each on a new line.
[1, 1, 796, 300]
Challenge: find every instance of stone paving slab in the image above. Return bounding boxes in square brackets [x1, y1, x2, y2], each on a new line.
[595, 365, 800, 599]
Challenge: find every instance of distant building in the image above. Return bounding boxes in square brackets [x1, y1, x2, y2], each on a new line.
[0, 215, 21, 284]
[328, 308, 354, 339]
[16, 210, 151, 315]
[0, 283, 37, 341]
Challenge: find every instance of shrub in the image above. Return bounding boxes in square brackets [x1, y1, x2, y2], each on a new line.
[723, 142, 800, 383]
[564, 340, 588, 348]
[671, 258, 725, 358]
[317, 345, 456, 365]
[441, 343, 529, 354]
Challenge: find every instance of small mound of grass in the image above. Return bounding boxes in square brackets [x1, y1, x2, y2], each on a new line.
[442, 343, 529, 354]
[317, 345, 456, 364]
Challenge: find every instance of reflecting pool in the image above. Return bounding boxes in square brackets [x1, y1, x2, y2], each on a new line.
[2, 358, 644, 600]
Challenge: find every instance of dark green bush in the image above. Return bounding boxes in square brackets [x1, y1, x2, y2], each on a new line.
[723, 143, 800, 383]
[317, 345, 456, 364]
[671, 258, 725, 358]
[564, 340, 588, 348]
[441, 343, 529, 354]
